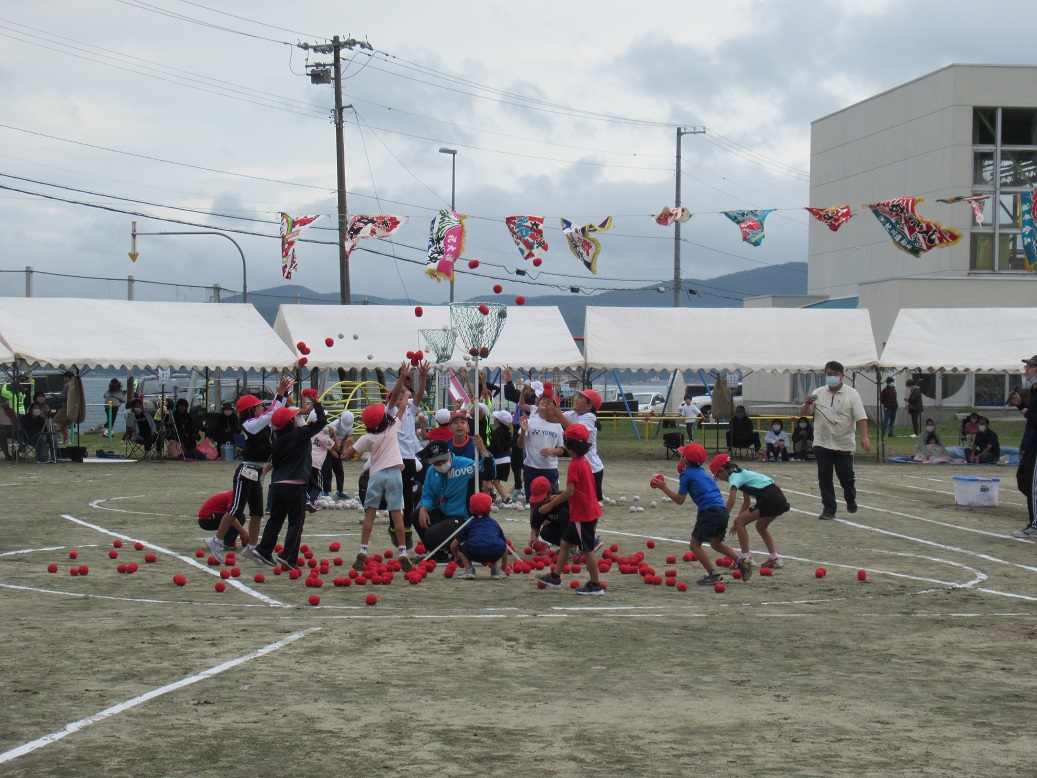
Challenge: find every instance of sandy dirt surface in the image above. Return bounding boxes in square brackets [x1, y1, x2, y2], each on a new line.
[1, 456, 1036, 776]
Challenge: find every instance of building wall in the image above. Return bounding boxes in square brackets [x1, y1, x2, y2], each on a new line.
[808, 64, 1037, 299]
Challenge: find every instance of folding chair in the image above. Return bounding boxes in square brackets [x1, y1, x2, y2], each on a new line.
[663, 431, 685, 460]
[16, 429, 58, 463]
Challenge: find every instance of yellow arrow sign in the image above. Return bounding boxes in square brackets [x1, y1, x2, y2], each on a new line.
[128, 252, 139, 262]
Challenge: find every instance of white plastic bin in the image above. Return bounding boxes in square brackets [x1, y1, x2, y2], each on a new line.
[953, 476, 1000, 507]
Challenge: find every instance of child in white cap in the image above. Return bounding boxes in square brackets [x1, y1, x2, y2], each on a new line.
[489, 409, 515, 503]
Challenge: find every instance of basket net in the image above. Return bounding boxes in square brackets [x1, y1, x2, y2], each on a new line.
[449, 302, 507, 354]
[419, 328, 457, 364]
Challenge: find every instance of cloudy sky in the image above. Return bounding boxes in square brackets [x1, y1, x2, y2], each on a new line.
[2, 0, 1035, 306]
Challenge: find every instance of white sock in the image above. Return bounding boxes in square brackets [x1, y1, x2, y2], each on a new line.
[398, 547, 408, 556]
[359, 545, 368, 555]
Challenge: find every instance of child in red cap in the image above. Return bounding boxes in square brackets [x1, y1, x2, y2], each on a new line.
[650, 442, 744, 585]
[534, 424, 604, 595]
[452, 492, 510, 580]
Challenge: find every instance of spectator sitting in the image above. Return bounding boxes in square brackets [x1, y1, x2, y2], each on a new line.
[967, 416, 1000, 464]
[726, 406, 761, 456]
[960, 412, 980, 445]
[764, 420, 791, 462]
[913, 418, 953, 463]
[170, 398, 206, 460]
[791, 416, 814, 460]
[124, 397, 157, 455]
[212, 402, 242, 448]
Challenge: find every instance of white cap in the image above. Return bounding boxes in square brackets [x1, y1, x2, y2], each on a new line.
[493, 409, 513, 425]
[530, 380, 544, 398]
[435, 408, 451, 425]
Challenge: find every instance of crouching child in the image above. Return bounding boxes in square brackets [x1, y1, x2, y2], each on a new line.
[453, 492, 509, 580]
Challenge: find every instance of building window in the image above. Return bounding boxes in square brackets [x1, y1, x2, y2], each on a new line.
[970, 107, 1037, 271]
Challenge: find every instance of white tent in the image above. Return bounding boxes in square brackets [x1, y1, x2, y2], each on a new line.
[0, 299, 297, 371]
[273, 304, 584, 371]
[0, 336, 14, 364]
[879, 308, 1034, 372]
[583, 307, 879, 371]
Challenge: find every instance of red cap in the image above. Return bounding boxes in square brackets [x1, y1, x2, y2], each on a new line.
[271, 406, 300, 430]
[469, 492, 492, 516]
[235, 395, 261, 413]
[529, 476, 551, 503]
[678, 442, 707, 466]
[709, 454, 731, 477]
[575, 389, 602, 411]
[563, 424, 589, 442]
[449, 410, 468, 422]
[362, 404, 386, 429]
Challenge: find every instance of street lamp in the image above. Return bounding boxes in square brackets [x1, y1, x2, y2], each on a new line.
[439, 147, 458, 303]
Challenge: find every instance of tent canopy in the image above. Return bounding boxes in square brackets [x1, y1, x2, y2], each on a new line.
[0, 299, 298, 371]
[879, 308, 1035, 372]
[273, 304, 584, 371]
[583, 307, 878, 372]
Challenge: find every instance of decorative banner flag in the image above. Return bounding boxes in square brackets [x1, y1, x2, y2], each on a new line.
[1019, 190, 1037, 271]
[805, 205, 855, 232]
[280, 213, 320, 280]
[504, 215, 549, 260]
[936, 195, 990, 226]
[723, 209, 774, 247]
[344, 215, 408, 258]
[864, 197, 962, 257]
[426, 209, 467, 282]
[560, 216, 614, 274]
[653, 206, 693, 227]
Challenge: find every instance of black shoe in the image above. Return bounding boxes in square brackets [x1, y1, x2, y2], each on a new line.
[275, 553, 299, 571]
[846, 502, 858, 514]
[818, 512, 836, 521]
[535, 572, 562, 589]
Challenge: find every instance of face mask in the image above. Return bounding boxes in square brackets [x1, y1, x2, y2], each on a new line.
[432, 458, 452, 474]
[825, 375, 841, 388]
[734, 413, 744, 419]
[926, 425, 935, 433]
[978, 425, 987, 432]
[1027, 375, 1037, 388]
[799, 422, 807, 429]
[31, 409, 41, 418]
[223, 410, 233, 416]
[772, 425, 781, 432]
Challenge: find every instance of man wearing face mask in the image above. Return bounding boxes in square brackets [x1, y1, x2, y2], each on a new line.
[1009, 356, 1037, 538]
[414, 439, 477, 555]
[799, 360, 870, 520]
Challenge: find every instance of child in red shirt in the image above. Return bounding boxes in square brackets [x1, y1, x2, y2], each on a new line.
[533, 424, 604, 595]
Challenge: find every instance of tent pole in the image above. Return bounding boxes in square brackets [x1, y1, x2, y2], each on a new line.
[612, 369, 640, 442]
[875, 367, 883, 463]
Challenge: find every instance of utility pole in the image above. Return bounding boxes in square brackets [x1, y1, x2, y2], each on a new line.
[298, 36, 373, 306]
[674, 126, 705, 307]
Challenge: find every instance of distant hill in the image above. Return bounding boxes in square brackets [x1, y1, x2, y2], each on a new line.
[229, 262, 808, 336]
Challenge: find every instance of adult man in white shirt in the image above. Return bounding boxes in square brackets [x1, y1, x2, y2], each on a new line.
[799, 360, 870, 521]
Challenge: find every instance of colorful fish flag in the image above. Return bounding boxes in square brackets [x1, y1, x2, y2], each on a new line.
[723, 209, 774, 247]
[280, 213, 320, 280]
[426, 209, 467, 283]
[653, 206, 693, 227]
[936, 195, 989, 226]
[864, 197, 962, 257]
[344, 215, 408, 258]
[560, 216, 613, 274]
[805, 205, 855, 232]
[1019, 191, 1037, 271]
[505, 215, 549, 260]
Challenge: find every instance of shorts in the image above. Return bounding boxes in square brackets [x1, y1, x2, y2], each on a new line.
[692, 506, 729, 544]
[458, 540, 506, 564]
[197, 514, 221, 531]
[364, 468, 404, 511]
[494, 462, 511, 482]
[750, 484, 790, 519]
[560, 519, 597, 553]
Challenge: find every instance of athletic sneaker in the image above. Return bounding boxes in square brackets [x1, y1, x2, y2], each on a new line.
[490, 565, 507, 580]
[320, 492, 331, 499]
[737, 556, 754, 582]
[457, 565, 476, 580]
[531, 540, 550, 556]
[761, 557, 784, 570]
[846, 501, 858, 514]
[351, 552, 368, 571]
[535, 572, 562, 589]
[204, 536, 225, 564]
[1012, 526, 1037, 538]
[274, 554, 298, 571]
[398, 554, 414, 572]
[697, 570, 723, 586]
[335, 491, 351, 500]
[243, 546, 273, 566]
[575, 581, 605, 596]
[305, 501, 317, 514]
[818, 512, 836, 521]
[592, 537, 604, 554]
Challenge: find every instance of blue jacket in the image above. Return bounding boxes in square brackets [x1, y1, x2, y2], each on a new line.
[461, 515, 506, 555]
[419, 455, 476, 516]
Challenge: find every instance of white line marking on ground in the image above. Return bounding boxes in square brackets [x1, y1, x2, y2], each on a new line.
[62, 514, 287, 608]
[88, 496, 175, 517]
[0, 545, 97, 557]
[0, 627, 320, 765]
[0, 581, 270, 607]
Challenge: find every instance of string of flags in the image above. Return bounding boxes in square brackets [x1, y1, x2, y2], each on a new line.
[277, 190, 1037, 282]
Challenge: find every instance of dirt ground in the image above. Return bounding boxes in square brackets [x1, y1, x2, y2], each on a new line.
[1, 455, 1036, 776]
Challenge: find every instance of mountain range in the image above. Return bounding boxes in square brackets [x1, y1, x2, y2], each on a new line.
[229, 261, 808, 336]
